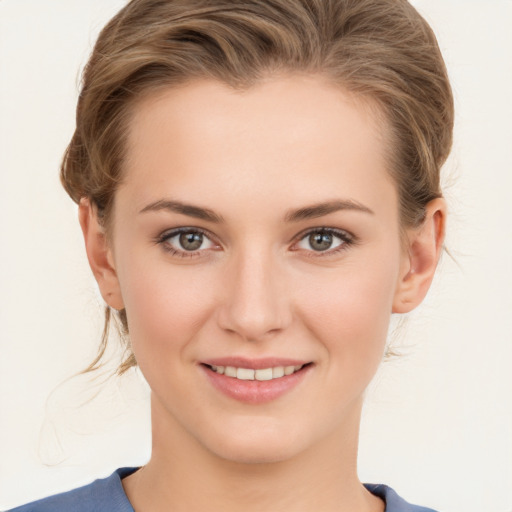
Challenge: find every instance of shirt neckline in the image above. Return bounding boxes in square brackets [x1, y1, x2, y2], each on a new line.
[112, 467, 395, 511]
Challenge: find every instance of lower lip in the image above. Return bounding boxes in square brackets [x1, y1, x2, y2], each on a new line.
[201, 364, 312, 404]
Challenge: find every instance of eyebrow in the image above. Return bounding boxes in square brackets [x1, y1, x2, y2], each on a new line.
[139, 198, 374, 223]
[284, 199, 374, 222]
[139, 199, 224, 223]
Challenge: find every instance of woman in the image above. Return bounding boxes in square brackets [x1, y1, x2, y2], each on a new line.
[8, 0, 453, 510]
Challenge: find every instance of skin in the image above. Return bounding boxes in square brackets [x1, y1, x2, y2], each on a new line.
[80, 76, 445, 512]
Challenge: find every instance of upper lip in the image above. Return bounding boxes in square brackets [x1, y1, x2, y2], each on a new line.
[201, 357, 311, 370]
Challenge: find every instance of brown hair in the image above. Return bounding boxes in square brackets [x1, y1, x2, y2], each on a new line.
[61, 0, 454, 374]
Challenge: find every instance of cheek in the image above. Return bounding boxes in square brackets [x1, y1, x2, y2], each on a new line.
[116, 252, 217, 366]
[296, 249, 400, 376]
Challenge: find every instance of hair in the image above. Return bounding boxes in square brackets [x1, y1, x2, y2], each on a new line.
[60, 0, 454, 374]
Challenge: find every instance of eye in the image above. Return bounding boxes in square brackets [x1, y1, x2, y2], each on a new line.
[158, 228, 217, 256]
[294, 228, 353, 254]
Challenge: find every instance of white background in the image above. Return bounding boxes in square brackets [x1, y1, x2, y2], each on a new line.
[1, 1, 511, 511]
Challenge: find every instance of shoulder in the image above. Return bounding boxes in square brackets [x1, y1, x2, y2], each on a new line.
[7, 468, 138, 512]
[364, 483, 439, 512]
[8, 473, 437, 512]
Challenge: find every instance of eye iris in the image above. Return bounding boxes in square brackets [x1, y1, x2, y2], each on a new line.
[309, 232, 333, 251]
[179, 232, 203, 251]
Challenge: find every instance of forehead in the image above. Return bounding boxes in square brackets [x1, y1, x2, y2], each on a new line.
[121, 76, 396, 217]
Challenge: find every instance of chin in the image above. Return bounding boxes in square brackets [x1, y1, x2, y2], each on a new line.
[211, 439, 301, 465]
[199, 418, 314, 465]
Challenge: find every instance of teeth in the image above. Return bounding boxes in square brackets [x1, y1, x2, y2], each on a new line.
[211, 364, 304, 380]
[255, 368, 273, 381]
[224, 366, 237, 377]
[236, 368, 255, 380]
[272, 366, 285, 378]
[284, 366, 295, 375]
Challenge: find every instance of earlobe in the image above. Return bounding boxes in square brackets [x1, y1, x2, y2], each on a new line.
[78, 198, 124, 310]
[392, 198, 446, 314]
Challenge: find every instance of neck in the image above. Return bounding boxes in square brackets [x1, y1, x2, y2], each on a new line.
[123, 395, 384, 512]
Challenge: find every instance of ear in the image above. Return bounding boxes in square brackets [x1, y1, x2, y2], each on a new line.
[78, 198, 124, 310]
[392, 198, 446, 314]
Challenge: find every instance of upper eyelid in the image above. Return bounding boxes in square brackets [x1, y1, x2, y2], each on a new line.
[292, 226, 354, 243]
[156, 227, 219, 257]
[156, 226, 355, 250]
[158, 226, 215, 242]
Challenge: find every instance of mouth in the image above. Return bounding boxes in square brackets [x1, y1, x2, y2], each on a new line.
[203, 363, 311, 381]
[200, 360, 313, 404]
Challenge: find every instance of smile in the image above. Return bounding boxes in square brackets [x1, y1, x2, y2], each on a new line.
[201, 360, 313, 404]
[208, 364, 305, 381]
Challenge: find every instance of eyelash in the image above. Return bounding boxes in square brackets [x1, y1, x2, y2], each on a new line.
[155, 227, 356, 259]
[155, 227, 216, 259]
[292, 227, 356, 258]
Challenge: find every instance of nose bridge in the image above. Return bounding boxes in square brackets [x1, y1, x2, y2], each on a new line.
[218, 243, 291, 341]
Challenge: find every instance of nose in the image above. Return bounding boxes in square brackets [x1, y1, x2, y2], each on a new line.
[216, 248, 292, 342]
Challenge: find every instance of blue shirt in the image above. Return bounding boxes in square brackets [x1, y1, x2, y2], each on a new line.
[7, 467, 438, 512]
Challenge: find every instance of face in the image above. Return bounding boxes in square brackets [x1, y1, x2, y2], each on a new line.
[106, 76, 408, 463]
